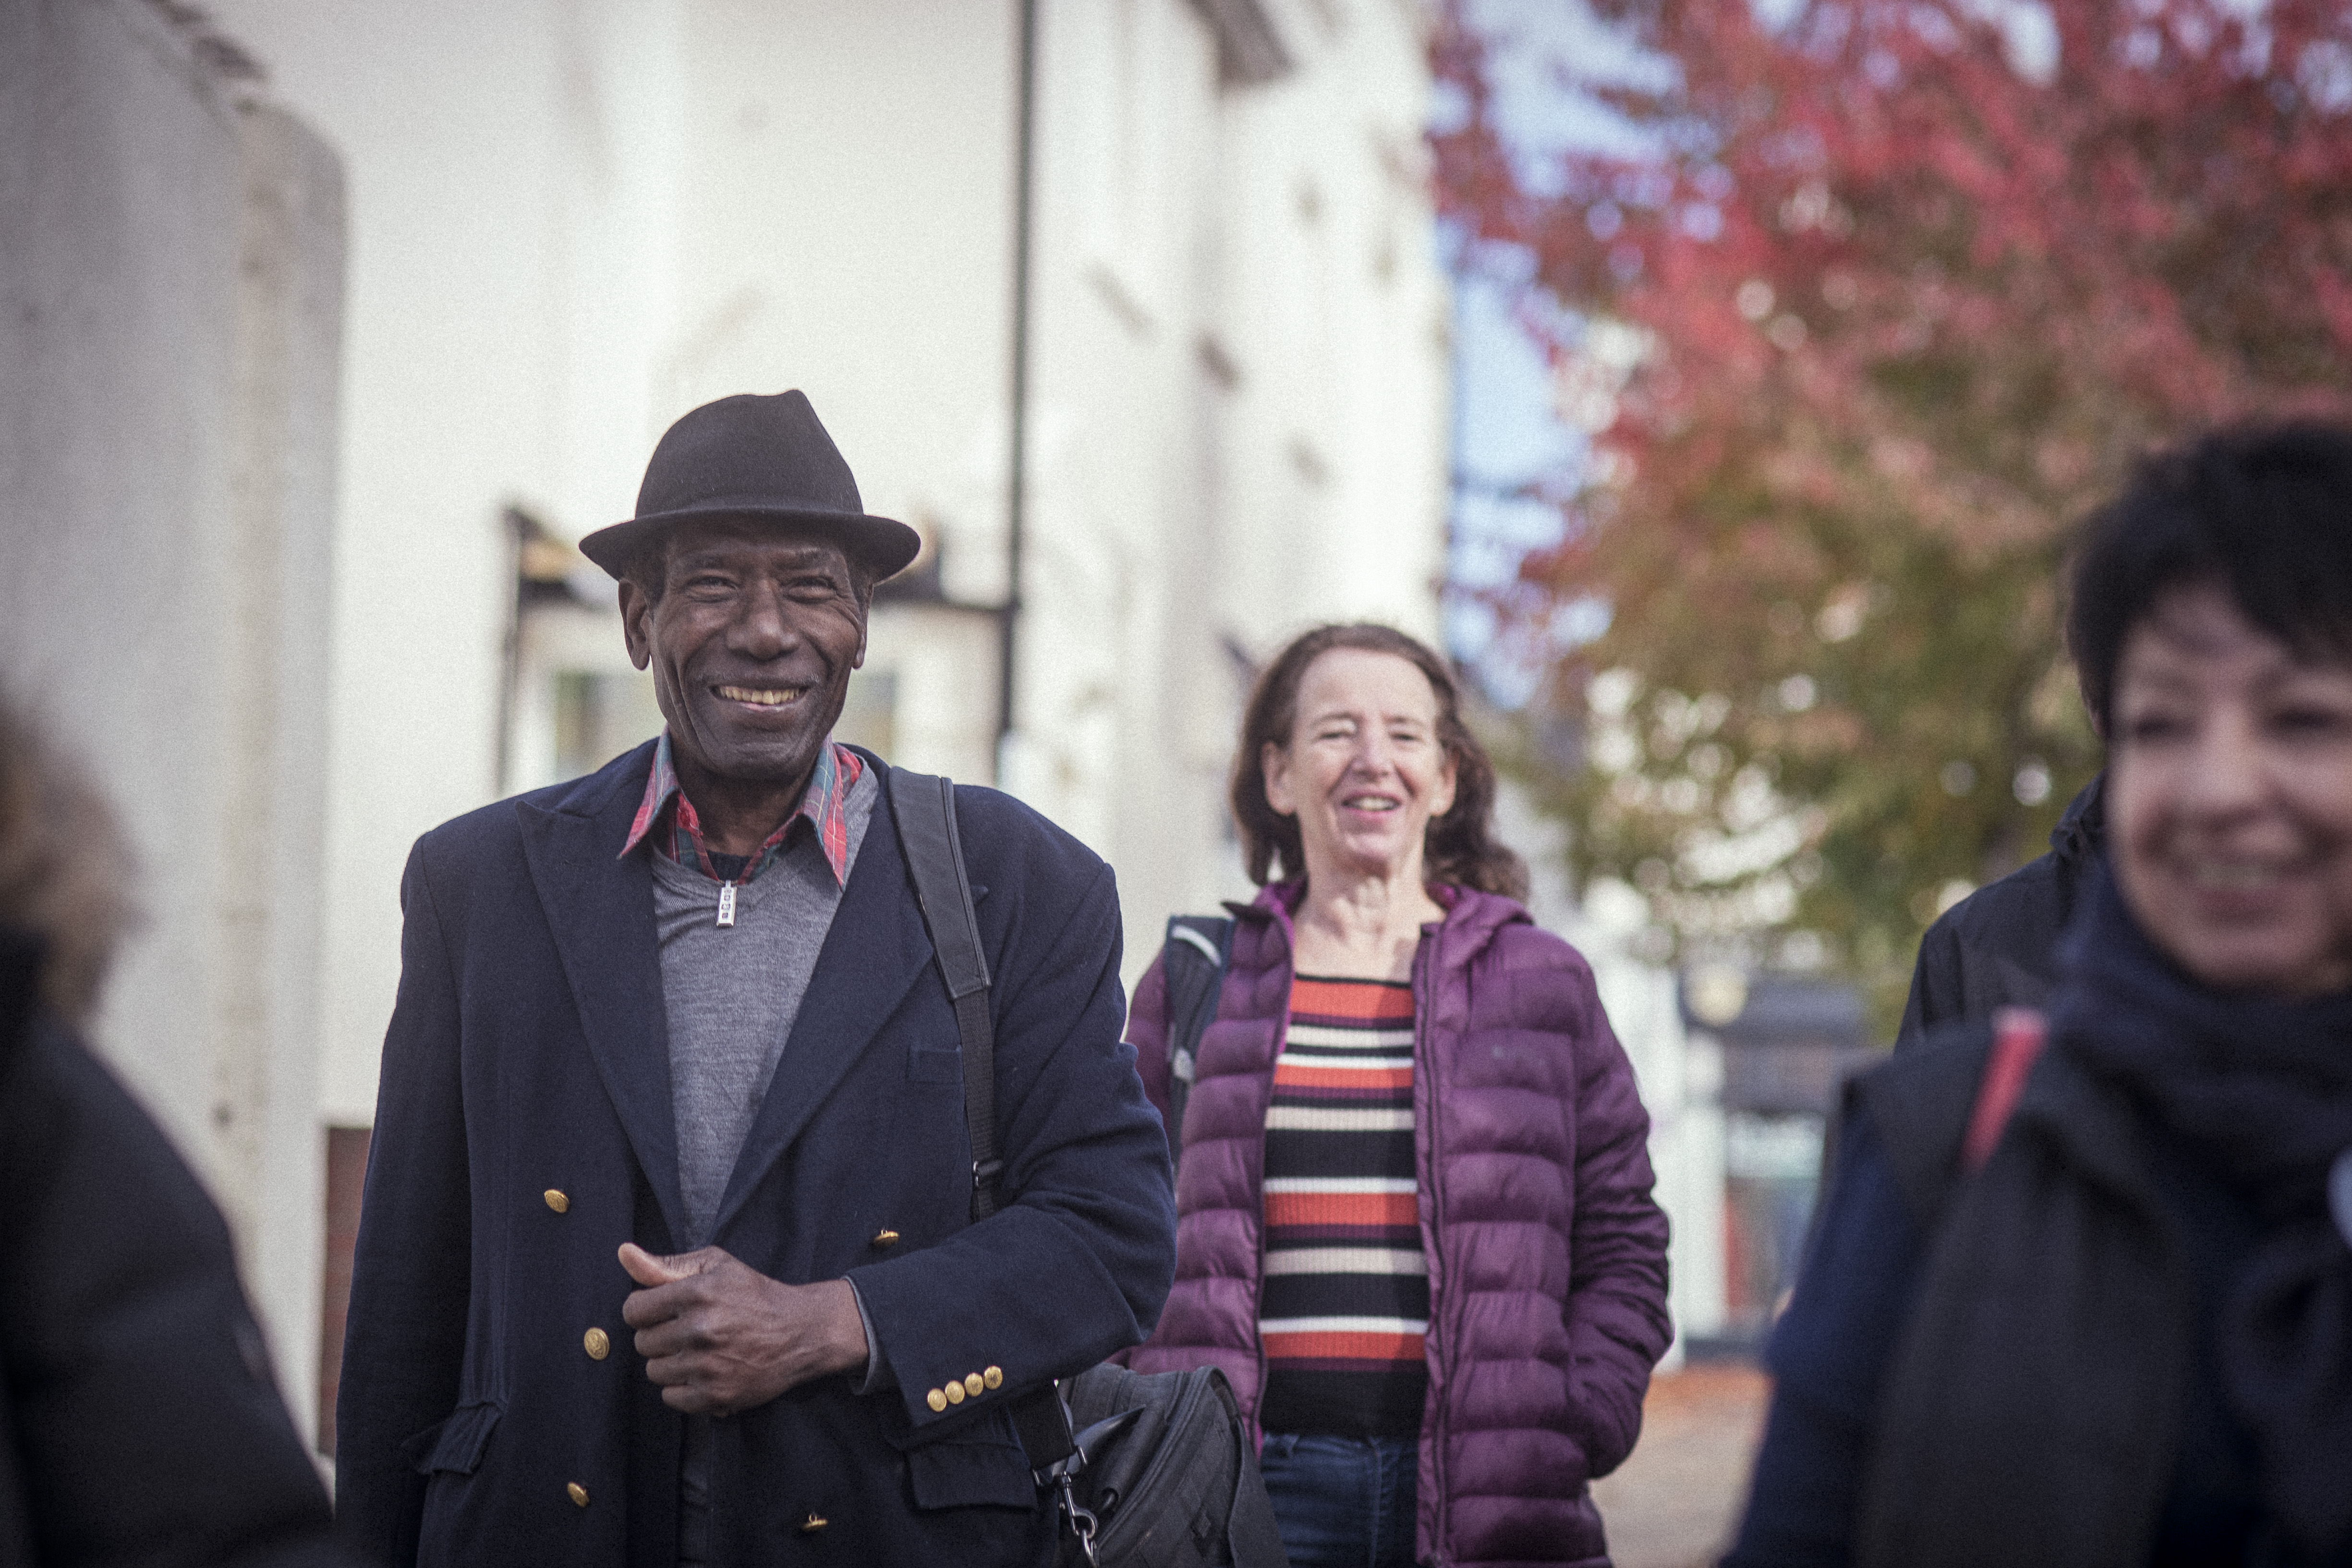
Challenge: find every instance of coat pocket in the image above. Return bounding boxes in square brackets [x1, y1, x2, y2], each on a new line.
[406, 1400, 503, 1476]
[903, 1408, 1037, 1511]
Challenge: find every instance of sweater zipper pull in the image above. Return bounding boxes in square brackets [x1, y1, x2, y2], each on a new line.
[716, 880, 739, 929]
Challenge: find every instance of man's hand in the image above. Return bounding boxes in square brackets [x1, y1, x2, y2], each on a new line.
[617, 1243, 870, 1416]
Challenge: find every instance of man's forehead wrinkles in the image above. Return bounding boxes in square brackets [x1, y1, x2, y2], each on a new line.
[667, 537, 848, 573]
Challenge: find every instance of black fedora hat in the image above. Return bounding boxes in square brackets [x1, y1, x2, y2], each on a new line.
[579, 391, 921, 582]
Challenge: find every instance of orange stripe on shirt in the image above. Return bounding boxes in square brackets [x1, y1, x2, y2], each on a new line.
[1265, 1190, 1419, 1228]
[1272, 1063, 1414, 1092]
[1289, 977, 1416, 1021]
[1261, 1330, 1426, 1362]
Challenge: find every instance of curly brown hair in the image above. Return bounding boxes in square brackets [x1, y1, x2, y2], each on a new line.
[1230, 624, 1528, 900]
[0, 693, 135, 1024]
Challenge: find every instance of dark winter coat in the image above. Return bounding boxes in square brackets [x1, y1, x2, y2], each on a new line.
[1122, 882, 1672, 1568]
[1734, 869, 2352, 1567]
[333, 743, 1176, 1568]
[1897, 775, 2104, 1048]
[0, 928, 354, 1568]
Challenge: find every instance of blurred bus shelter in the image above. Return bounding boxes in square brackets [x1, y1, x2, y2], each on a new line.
[1683, 968, 1875, 1346]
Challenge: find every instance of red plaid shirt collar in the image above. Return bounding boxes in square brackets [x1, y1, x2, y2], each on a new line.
[620, 732, 863, 887]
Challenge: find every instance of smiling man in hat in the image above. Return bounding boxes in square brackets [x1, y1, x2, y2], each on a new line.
[333, 393, 1175, 1567]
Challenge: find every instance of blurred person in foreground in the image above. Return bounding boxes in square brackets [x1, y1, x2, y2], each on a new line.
[1122, 624, 1672, 1568]
[1728, 424, 2352, 1567]
[334, 392, 1173, 1567]
[0, 697, 351, 1567]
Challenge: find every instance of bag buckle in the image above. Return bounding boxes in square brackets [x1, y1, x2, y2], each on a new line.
[1038, 1406, 1140, 1564]
[1056, 1472, 1102, 1566]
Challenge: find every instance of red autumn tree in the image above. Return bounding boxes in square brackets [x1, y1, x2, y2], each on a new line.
[1433, 0, 2352, 1021]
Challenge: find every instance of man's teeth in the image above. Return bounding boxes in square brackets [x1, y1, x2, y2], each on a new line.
[717, 685, 802, 707]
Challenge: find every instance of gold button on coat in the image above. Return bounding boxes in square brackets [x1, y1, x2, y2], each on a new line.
[983, 1365, 1004, 1389]
[583, 1327, 610, 1361]
[945, 1381, 966, 1405]
[544, 1189, 570, 1214]
[925, 1388, 948, 1412]
[800, 1514, 828, 1533]
[870, 1228, 900, 1248]
[566, 1483, 589, 1508]
[963, 1373, 985, 1398]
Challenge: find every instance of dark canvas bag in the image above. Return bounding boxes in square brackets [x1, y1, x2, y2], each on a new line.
[888, 771, 1287, 1568]
[1050, 1364, 1283, 1568]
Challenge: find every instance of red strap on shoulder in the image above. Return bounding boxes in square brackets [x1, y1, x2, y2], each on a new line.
[1962, 1007, 2048, 1172]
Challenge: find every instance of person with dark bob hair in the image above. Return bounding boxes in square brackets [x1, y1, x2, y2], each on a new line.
[1729, 422, 2352, 1568]
[1121, 622, 1672, 1568]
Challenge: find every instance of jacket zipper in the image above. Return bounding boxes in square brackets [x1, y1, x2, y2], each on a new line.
[1414, 923, 1449, 1561]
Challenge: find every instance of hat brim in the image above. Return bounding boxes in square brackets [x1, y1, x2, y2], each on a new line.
[577, 502, 922, 583]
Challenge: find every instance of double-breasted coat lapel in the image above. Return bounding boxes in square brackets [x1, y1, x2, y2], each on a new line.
[514, 748, 692, 1249]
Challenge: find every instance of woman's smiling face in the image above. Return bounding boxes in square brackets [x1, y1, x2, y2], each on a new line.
[2109, 580, 2352, 998]
[1263, 648, 1457, 887]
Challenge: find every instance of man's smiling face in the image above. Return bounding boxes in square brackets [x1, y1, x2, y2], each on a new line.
[620, 517, 869, 794]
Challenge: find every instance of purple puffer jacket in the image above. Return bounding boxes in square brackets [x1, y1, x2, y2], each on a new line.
[1123, 882, 1672, 1568]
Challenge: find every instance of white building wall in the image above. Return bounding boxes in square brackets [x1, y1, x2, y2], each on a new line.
[1016, 0, 1455, 965]
[203, 0, 698, 1125]
[0, 0, 343, 1439]
[665, 0, 1017, 566]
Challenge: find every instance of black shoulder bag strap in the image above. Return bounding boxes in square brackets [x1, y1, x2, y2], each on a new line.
[885, 767, 1078, 1473]
[1158, 914, 1234, 1171]
[886, 767, 1002, 1217]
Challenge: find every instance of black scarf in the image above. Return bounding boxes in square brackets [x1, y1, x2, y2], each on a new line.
[2048, 871, 2352, 1561]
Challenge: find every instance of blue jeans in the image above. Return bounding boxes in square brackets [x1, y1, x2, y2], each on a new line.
[1258, 1432, 1420, 1568]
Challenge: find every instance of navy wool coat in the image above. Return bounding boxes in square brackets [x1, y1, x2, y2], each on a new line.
[335, 743, 1176, 1567]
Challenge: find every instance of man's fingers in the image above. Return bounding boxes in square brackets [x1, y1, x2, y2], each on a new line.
[641, 1350, 729, 1415]
[658, 1381, 716, 1414]
[629, 1313, 709, 1360]
[618, 1241, 706, 1287]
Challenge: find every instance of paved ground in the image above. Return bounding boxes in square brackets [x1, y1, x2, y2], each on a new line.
[1590, 1361, 1772, 1568]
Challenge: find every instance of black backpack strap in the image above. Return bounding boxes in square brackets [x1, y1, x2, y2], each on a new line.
[885, 768, 1001, 1217]
[1158, 915, 1233, 1168]
[883, 766, 1077, 1474]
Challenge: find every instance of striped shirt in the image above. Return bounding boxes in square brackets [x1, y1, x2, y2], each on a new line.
[1257, 972, 1428, 1438]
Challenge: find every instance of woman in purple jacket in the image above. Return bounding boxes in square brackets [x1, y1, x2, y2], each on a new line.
[1124, 623, 1673, 1568]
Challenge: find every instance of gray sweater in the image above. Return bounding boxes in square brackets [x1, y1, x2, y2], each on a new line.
[646, 764, 879, 1249]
